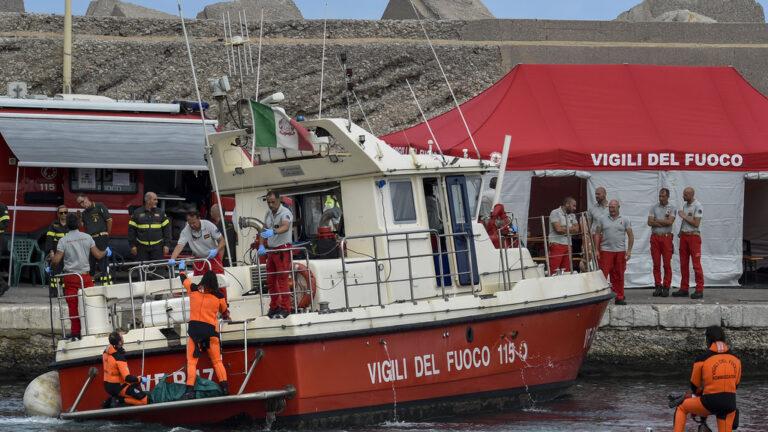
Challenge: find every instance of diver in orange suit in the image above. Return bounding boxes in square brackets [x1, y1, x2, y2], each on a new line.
[102, 331, 148, 407]
[179, 263, 230, 399]
[674, 326, 741, 432]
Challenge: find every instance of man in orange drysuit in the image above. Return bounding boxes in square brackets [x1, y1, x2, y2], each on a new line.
[673, 325, 741, 432]
[179, 265, 230, 399]
[258, 190, 294, 319]
[102, 331, 148, 407]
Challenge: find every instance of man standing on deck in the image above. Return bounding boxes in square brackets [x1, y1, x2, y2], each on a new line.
[648, 188, 676, 298]
[169, 210, 226, 275]
[128, 191, 171, 262]
[259, 190, 294, 319]
[673, 187, 705, 299]
[548, 197, 579, 275]
[478, 176, 497, 222]
[77, 194, 113, 285]
[52, 213, 111, 341]
[593, 200, 633, 306]
[0, 201, 9, 295]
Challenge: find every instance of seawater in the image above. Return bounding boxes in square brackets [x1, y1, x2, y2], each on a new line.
[1, 377, 766, 432]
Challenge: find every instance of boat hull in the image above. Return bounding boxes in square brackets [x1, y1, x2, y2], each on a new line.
[55, 295, 609, 426]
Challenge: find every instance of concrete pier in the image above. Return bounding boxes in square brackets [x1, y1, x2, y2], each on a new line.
[1, 285, 766, 380]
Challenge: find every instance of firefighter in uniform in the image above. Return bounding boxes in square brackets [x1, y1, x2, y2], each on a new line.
[178, 265, 230, 399]
[128, 191, 171, 262]
[593, 200, 634, 306]
[648, 188, 676, 297]
[673, 326, 741, 432]
[673, 186, 705, 299]
[258, 190, 294, 319]
[77, 194, 113, 285]
[45, 205, 69, 297]
[0, 201, 9, 295]
[102, 331, 148, 407]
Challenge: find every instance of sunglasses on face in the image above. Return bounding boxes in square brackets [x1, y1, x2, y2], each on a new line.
[58, 211, 68, 215]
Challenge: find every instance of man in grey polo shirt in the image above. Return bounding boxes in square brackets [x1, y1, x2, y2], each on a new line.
[169, 210, 225, 275]
[648, 188, 676, 297]
[673, 187, 704, 299]
[259, 190, 294, 318]
[593, 200, 633, 305]
[548, 197, 579, 275]
[587, 186, 609, 233]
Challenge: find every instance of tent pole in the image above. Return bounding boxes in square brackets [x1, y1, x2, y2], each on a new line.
[7, 165, 20, 286]
[176, 0, 234, 268]
[493, 135, 511, 206]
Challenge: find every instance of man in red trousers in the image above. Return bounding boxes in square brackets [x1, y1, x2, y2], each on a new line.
[648, 188, 676, 297]
[673, 187, 704, 299]
[594, 200, 634, 305]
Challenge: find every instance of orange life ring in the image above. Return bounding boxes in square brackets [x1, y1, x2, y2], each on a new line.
[289, 263, 317, 309]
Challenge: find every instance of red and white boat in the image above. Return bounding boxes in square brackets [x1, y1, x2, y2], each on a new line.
[26, 110, 611, 428]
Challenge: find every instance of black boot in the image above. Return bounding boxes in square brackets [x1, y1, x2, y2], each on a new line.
[181, 385, 195, 400]
[652, 285, 662, 297]
[661, 287, 670, 297]
[671, 289, 689, 297]
[219, 380, 229, 395]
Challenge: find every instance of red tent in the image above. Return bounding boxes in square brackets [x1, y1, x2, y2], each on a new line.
[381, 64, 768, 171]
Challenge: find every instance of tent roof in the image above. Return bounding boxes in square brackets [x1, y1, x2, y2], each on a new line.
[0, 112, 215, 170]
[380, 64, 768, 171]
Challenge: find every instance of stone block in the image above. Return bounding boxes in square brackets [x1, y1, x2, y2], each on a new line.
[599, 308, 610, 327]
[720, 305, 744, 328]
[0, 0, 24, 13]
[693, 304, 722, 328]
[658, 304, 697, 328]
[196, 0, 303, 21]
[617, 0, 765, 23]
[742, 305, 768, 327]
[382, 0, 494, 20]
[607, 305, 659, 327]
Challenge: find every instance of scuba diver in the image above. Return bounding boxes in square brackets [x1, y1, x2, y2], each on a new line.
[178, 263, 231, 399]
[102, 332, 148, 407]
[672, 325, 741, 432]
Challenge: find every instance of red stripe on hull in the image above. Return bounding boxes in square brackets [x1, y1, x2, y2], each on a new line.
[57, 299, 608, 425]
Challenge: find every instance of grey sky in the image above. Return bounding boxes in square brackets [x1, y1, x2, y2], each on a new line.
[26, 1, 768, 21]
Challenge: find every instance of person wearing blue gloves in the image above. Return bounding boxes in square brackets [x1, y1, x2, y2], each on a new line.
[261, 191, 294, 319]
[51, 213, 111, 341]
[169, 210, 226, 275]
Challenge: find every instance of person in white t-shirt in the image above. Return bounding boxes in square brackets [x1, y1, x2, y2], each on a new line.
[169, 210, 225, 275]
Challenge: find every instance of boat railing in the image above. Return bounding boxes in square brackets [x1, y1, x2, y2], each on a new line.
[54, 272, 88, 339]
[523, 211, 599, 276]
[253, 245, 314, 316]
[339, 229, 476, 309]
[122, 258, 213, 329]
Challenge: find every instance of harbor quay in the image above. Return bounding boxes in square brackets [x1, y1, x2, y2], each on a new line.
[1, 285, 766, 380]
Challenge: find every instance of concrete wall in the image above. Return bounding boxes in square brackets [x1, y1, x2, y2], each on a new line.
[1, 15, 767, 136]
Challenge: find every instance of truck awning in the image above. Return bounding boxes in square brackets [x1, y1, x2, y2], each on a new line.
[0, 113, 216, 170]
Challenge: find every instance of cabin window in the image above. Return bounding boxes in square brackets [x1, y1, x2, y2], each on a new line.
[450, 183, 467, 224]
[69, 169, 138, 194]
[466, 175, 482, 220]
[390, 180, 417, 224]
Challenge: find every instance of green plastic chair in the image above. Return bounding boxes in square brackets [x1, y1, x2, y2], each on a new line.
[12, 238, 46, 286]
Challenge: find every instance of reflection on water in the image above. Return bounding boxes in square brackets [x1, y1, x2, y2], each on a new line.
[1, 377, 766, 432]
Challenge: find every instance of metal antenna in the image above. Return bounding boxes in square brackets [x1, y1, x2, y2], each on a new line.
[251, 8, 264, 165]
[243, 10, 255, 74]
[222, 13, 232, 76]
[406, 78, 446, 165]
[335, 55, 375, 134]
[409, 0, 481, 160]
[340, 52, 353, 132]
[318, 1, 328, 118]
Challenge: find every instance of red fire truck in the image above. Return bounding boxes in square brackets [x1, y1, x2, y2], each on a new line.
[0, 95, 221, 259]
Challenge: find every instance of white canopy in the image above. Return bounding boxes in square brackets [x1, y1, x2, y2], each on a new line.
[0, 114, 215, 170]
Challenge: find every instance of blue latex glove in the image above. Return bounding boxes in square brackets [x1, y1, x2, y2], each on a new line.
[178, 260, 186, 271]
[511, 224, 519, 234]
[105, 247, 112, 257]
[260, 228, 274, 239]
[140, 376, 148, 384]
[257, 244, 267, 256]
[45, 265, 51, 275]
[207, 249, 218, 259]
[168, 258, 177, 266]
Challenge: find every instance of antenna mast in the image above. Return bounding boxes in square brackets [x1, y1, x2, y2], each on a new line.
[62, 0, 73, 94]
[406, 79, 446, 165]
[409, 0, 481, 161]
[340, 52, 354, 132]
[318, 1, 328, 118]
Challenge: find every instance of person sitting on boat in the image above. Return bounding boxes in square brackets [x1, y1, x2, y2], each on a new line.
[102, 331, 148, 407]
[179, 265, 231, 399]
[673, 325, 741, 432]
[168, 210, 226, 275]
[259, 190, 294, 319]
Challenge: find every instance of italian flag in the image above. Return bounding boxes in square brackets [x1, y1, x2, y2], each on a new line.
[250, 101, 315, 152]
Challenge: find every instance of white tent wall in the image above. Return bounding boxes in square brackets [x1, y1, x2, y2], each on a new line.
[587, 171, 743, 288]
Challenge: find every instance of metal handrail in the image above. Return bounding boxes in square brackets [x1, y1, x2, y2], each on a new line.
[55, 272, 87, 338]
[253, 246, 314, 316]
[339, 229, 476, 308]
[528, 211, 599, 276]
